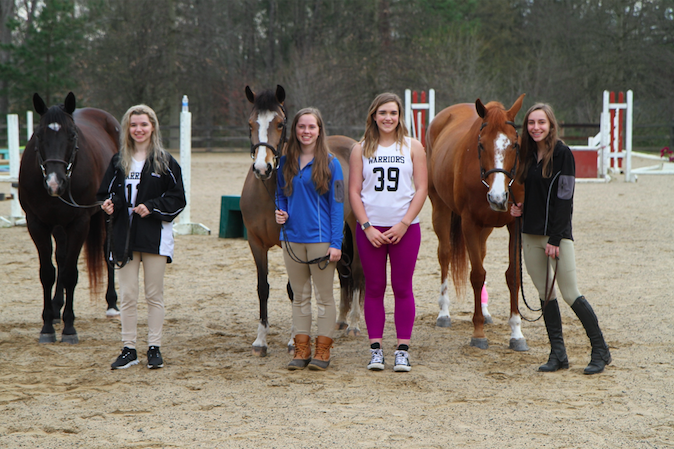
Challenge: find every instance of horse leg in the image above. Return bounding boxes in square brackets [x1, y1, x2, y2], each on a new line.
[464, 224, 489, 348]
[59, 222, 89, 344]
[481, 282, 493, 324]
[506, 220, 528, 351]
[430, 195, 452, 327]
[51, 226, 67, 324]
[249, 242, 270, 357]
[286, 280, 295, 353]
[105, 262, 120, 318]
[27, 218, 57, 343]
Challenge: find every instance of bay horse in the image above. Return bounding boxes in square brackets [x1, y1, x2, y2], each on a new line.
[426, 94, 528, 350]
[19, 92, 119, 344]
[241, 85, 364, 356]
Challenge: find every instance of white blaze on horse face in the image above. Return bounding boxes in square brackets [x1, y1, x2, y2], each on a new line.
[254, 110, 278, 176]
[487, 132, 511, 208]
[48, 123, 61, 132]
[46, 172, 61, 196]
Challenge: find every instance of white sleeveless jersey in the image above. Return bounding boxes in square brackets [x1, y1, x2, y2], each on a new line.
[361, 137, 419, 227]
[125, 157, 145, 220]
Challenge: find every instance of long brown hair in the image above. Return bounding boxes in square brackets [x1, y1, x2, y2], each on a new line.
[119, 104, 169, 176]
[361, 92, 409, 158]
[517, 103, 562, 182]
[282, 107, 333, 196]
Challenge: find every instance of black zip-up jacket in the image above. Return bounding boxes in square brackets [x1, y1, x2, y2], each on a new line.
[522, 140, 575, 246]
[97, 152, 186, 264]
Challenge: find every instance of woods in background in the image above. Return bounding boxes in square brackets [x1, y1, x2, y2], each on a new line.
[1, 0, 673, 145]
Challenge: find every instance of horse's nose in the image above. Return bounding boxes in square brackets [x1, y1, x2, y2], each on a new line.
[487, 190, 509, 212]
[45, 172, 65, 197]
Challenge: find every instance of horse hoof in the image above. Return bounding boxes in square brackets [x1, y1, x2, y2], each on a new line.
[61, 333, 79, 344]
[252, 345, 268, 357]
[436, 316, 452, 328]
[335, 322, 348, 331]
[470, 337, 488, 349]
[483, 315, 494, 325]
[106, 308, 120, 318]
[509, 338, 529, 352]
[346, 327, 360, 337]
[39, 333, 56, 344]
[287, 344, 294, 354]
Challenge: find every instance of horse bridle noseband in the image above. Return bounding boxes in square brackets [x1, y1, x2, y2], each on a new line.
[249, 104, 287, 178]
[477, 120, 520, 190]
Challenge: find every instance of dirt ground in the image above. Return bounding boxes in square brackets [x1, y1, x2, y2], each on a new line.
[0, 151, 673, 448]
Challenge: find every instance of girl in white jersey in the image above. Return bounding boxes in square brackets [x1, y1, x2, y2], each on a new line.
[349, 93, 427, 372]
[99, 105, 185, 371]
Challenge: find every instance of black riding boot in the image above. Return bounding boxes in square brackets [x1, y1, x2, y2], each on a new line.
[571, 296, 612, 375]
[539, 298, 569, 372]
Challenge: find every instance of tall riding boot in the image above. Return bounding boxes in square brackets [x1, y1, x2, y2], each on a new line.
[308, 336, 333, 371]
[539, 298, 569, 372]
[287, 334, 312, 370]
[571, 296, 611, 374]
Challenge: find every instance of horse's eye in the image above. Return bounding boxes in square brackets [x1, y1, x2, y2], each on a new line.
[277, 123, 284, 130]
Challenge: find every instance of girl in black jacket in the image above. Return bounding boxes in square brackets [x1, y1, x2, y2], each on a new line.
[98, 104, 185, 370]
[511, 103, 611, 375]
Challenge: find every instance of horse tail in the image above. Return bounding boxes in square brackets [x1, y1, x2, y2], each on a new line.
[85, 210, 106, 298]
[449, 211, 468, 298]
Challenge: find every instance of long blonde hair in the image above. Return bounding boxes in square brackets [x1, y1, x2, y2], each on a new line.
[361, 93, 409, 158]
[282, 107, 333, 196]
[517, 103, 562, 181]
[119, 104, 169, 176]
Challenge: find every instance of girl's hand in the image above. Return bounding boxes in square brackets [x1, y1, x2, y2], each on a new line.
[133, 204, 150, 218]
[365, 226, 391, 248]
[510, 202, 523, 217]
[101, 199, 114, 215]
[275, 209, 288, 224]
[382, 222, 409, 244]
[545, 243, 559, 259]
[327, 247, 342, 262]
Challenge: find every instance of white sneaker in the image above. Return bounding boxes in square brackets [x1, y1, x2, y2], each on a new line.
[394, 350, 411, 372]
[367, 348, 385, 371]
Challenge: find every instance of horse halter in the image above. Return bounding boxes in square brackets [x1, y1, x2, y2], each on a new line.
[34, 127, 79, 180]
[477, 120, 520, 190]
[249, 104, 287, 178]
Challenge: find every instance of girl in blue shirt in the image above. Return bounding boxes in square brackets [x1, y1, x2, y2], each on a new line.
[275, 108, 344, 371]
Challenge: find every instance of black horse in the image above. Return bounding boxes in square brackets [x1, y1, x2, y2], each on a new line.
[19, 92, 120, 343]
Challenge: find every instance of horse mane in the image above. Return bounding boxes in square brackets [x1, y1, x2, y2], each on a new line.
[253, 89, 283, 113]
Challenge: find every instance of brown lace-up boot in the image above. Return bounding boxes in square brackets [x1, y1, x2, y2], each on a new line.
[287, 334, 311, 370]
[308, 336, 333, 371]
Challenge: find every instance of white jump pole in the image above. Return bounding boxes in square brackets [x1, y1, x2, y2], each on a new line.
[27, 110, 33, 141]
[173, 95, 210, 235]
[0, 114, 25, 227]
[624, 90, 635, 182]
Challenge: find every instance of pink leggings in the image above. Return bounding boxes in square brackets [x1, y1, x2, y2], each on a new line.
[356, 224, 421, 340]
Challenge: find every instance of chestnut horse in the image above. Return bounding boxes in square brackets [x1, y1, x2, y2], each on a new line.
[426, 94, 528, 350]
[18, 92, 119, 343]
[241, 85, 364, 356]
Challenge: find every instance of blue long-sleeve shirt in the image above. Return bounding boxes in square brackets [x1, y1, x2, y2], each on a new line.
[276, 154, 344, 249]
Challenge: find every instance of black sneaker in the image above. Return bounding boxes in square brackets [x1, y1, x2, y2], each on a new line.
[147, 346, 164, 369]
[111, 347, 139, 370]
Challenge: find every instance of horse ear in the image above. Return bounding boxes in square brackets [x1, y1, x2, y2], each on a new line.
[245, 86, 255, 104]
[275, 85, 285, 104]
[33, 93, 48, 116]
[64, 92, 76, 115]
[475, 99, 486, 119]
[507, 93, 526, 121]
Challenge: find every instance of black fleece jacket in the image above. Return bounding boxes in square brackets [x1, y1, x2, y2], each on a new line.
[96, 152, 186, 264]
[521, 140, 575, 246]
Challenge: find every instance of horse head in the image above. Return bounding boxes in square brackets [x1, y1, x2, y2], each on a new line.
[475, 93, 525, 212]
[245, 85, 287, 180]
[32, 92, 79, 197]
